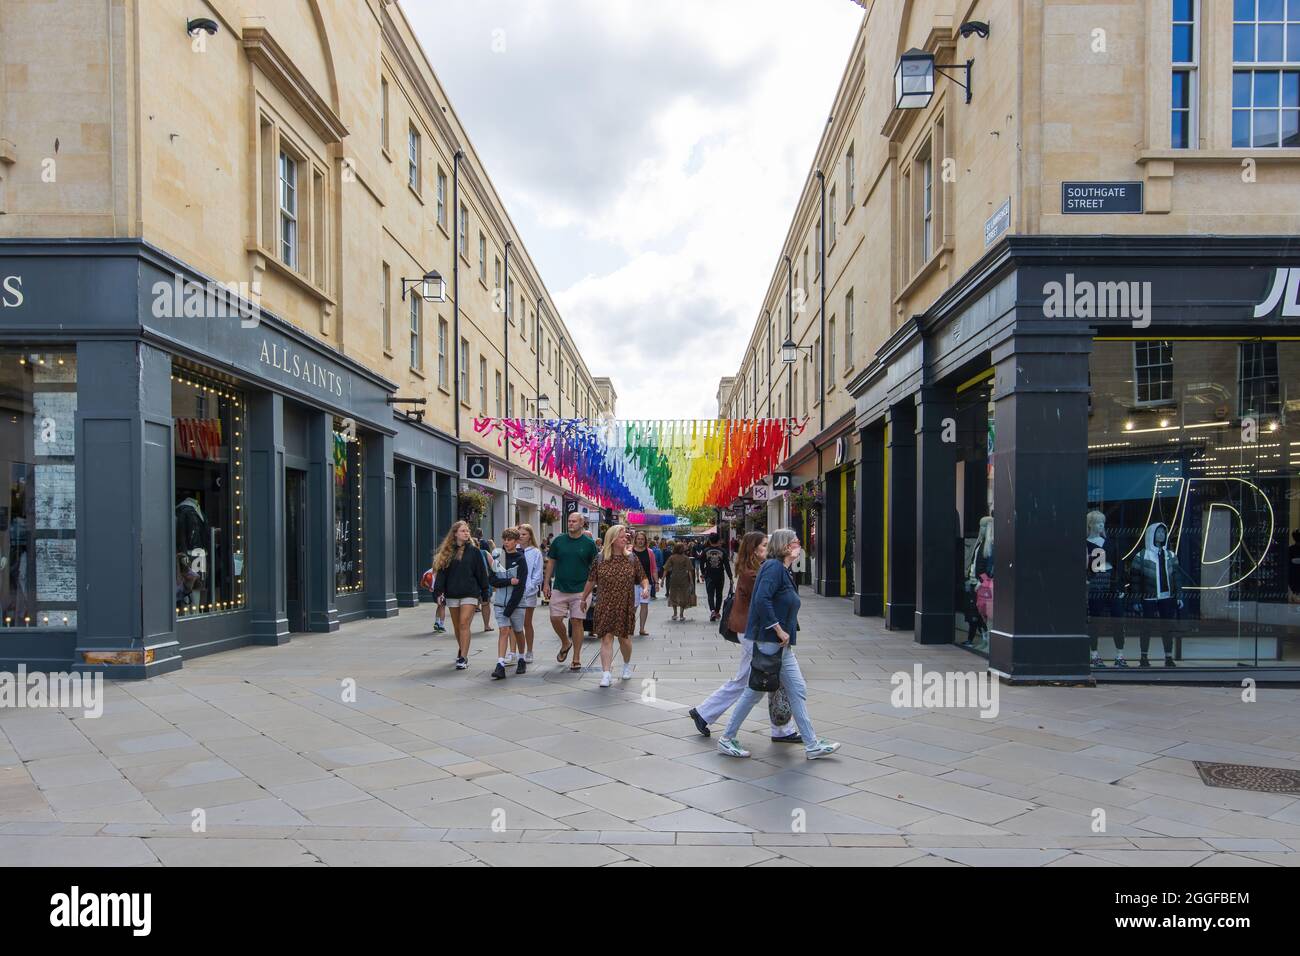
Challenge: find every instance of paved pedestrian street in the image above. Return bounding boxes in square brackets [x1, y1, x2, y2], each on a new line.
[3, 584, 1298, 868]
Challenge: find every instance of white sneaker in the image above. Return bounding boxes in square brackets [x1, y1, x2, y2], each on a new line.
[805, 739, 841, 760]
[524, 651, 534, 664]
[505, 651, 516, 664]
[717, 737, 750, 758]
[621, 664, 634, 680]
[599, 671, 613, 688]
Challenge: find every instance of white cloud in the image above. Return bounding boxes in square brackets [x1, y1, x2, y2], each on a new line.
[405, 0, 863, 420]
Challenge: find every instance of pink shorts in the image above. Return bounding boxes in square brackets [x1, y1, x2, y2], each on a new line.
[549, 591, 585, 620]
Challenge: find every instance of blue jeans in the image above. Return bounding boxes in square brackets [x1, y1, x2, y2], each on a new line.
[723, 642, 817, 747]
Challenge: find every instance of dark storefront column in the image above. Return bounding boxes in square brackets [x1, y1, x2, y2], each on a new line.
[74, 341, 180, 676]
[417, 470, 436, 601]
[989, 325, 1092, 680]
[884, 402, 916, 630]
[855, 425, 884, 616]
[247, 391, 289, 644]
[817, 468, 842, 597]
[436, 472, 455, 541]
[306, 412, 339, 632]
[365, 434, 397, 618]
[395, 462, 417, 607]
[914, 385, 958, 644]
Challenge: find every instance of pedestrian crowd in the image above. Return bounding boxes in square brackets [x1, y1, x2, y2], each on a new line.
[422, 519, 839, 760]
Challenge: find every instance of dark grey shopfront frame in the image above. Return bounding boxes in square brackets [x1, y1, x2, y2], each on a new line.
[849, 236, 1300, 683]
[0, 239, 459, 678]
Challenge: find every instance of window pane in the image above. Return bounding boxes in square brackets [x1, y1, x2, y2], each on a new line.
[1235, 24, 1256, 61]
[1172, 71, 1189, 108]
[1173, 0, 1194, 20]
[1172, 110, 1189, 148]
[1289, 24, 1300, 60]
[1254, 108, 1280, 145]
[1235, 0, 1256, 20]
[1284, 70, 1300, 105]
[1233, 108, 1253, 145]
[1260, 24, 1284, 60]
[1256, 68, 1280, 105]
[1259, 0, 1284, 19]
[1283, 109, 1300, 144]
[1233, 70, 1253, 105]
[1173, 24, 1194, 63]
[1291, 0, 1300, 18]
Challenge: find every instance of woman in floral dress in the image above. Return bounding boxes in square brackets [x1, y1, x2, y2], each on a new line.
[662, 540, 697, 621]
[581, 525, 649, 687]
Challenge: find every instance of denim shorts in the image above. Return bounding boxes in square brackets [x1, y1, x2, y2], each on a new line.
[494, 605, 526, 631]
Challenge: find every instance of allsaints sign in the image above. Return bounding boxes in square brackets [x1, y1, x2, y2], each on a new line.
[258, 339, 345, 397]
[1, 274, 22, 307]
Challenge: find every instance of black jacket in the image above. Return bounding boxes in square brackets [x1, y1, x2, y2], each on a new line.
[701, 545, 733, 582]
[432, 544, 490, 601]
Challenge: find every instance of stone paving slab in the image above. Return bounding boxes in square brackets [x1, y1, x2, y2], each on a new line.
[2, 582, 1299, 865]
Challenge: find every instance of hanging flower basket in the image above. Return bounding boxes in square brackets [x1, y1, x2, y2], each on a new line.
[791, 482, 823, 513]
[458, 489, 489, 521]
[540, 504, 561, 524]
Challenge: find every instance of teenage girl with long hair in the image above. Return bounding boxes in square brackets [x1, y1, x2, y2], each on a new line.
[431, 520, 490, 670]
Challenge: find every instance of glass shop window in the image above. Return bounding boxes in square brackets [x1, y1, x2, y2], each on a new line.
[0, 350, 77, 629]
[173, 369, 246, 617]
[333, 419, 364, 594]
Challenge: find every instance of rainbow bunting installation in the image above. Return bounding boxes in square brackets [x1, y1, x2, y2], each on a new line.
[472, 416, 808, 510]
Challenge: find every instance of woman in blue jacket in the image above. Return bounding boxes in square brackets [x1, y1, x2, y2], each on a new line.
[717, 528, 841, 760]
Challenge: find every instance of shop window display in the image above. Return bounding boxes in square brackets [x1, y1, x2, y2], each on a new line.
[0, 351, 77, 629]
[1086, 339, 1300, 669]
[333, 420, 364, 594]
[173, 369, 245, 617]
[953, 377, 995, 653]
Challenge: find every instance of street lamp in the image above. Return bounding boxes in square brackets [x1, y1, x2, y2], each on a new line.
[893, 25, 987, 111]
[401, 270, 446, 302]
[781, 337, 813, 365]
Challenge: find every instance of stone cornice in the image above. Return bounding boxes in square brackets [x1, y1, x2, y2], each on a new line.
[242, 24, 348, 143]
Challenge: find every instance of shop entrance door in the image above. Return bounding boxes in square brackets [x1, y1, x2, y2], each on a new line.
[285, 468, 308, 632]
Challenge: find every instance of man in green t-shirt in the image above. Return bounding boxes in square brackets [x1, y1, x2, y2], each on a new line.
[545, 510, 600, 668]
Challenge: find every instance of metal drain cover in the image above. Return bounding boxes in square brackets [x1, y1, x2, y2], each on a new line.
[1194, 761, 1300, 794]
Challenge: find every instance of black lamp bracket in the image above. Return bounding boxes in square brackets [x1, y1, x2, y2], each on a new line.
[933, 58, 975, 104]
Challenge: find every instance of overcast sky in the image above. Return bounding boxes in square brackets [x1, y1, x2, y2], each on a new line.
[405, 0, 864, 421]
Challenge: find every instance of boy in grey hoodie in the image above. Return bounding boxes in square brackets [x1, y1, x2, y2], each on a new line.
[490, 529, 528, 679]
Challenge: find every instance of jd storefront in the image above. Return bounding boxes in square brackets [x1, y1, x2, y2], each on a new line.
[0, 239, 407, 678]
[850, 236, 1300, 682]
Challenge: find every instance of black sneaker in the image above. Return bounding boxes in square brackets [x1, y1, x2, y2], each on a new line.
[492, 662, 506, 680]
[1139, 656, 1150, 668]
[455, 656, 468, 670]
[1164, 657, 1177, 668]
[516, 657, 526, 675]
[1114, 657, 1129, 667]
[688, 707, 711, 737]
[1091, 656, 1105, 668]
[771, 733, 804, 744]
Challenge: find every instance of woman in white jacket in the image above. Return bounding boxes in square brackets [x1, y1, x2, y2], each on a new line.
[514, 524, 545, 664]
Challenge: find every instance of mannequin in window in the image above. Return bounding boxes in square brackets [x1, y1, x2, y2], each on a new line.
[966, 515, 994, 652]
[1086, 510, 1126, 667]
[1127, 521, 1183, 667]
[175, 493, 209, 606]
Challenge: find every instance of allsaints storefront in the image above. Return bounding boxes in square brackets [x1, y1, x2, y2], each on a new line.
[850, 236, 1300, 682]
[0, 239, 459, 677]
